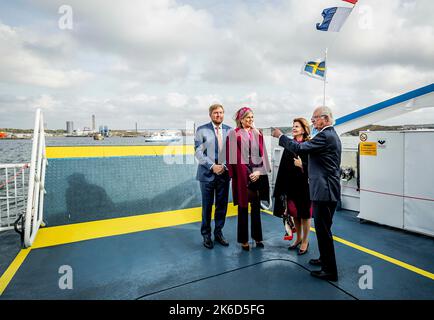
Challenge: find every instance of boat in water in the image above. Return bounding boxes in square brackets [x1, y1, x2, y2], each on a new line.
[93, 133, 104, 141]
[144, 132, 181, 142]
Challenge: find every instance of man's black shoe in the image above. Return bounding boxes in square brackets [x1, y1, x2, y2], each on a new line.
[255, 241, 264, 248]
[310, 270, 338, 282]
[215, 234, 229, 246]
[203, 236, 214, 249]
[309, 258, 322, 266]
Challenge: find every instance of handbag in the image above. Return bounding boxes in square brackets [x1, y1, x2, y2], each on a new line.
[247, 174, 267, 191]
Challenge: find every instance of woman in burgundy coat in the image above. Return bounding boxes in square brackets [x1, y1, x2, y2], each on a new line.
[226, 107, 271, 251]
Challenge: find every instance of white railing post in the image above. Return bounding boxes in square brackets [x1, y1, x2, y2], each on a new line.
[0, 164, 29, 232]
[23, 108, 47, 247]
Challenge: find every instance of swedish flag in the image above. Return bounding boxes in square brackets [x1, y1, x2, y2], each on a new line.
[302, 60, 326, 80]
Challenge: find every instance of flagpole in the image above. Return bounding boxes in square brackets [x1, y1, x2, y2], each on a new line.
[323, 47, 328, 106]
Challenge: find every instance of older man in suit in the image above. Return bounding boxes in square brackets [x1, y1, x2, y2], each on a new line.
[195, 104, 232, 249]
[272, 106, 342, 281]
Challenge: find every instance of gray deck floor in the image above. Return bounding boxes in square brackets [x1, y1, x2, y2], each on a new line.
[1, 210, 433, 300]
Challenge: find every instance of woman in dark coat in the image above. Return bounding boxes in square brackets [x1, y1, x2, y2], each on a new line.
[273, 118, 311, 255]
[226, 107, 271, 251]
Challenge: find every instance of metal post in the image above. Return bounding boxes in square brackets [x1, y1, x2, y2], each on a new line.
[5, 167, 10, 221]
[14, 167, 18, 219]
[323, 48, 328, 106]
[22, 108, 47, 246]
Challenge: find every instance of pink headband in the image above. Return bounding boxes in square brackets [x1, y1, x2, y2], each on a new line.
[236, 107, 253, 120]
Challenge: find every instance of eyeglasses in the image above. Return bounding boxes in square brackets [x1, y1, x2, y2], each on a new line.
[311, 115, 326, 121]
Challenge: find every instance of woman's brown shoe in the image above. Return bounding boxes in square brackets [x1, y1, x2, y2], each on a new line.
[241, 243, 250, 251]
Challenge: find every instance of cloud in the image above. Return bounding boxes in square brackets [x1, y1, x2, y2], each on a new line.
[32, 0, 217, 83]
[167, 92, 188, 108]
[0, 0, 433, 129]
[0, 22, 93, 88]
[34, 94, 60, 110]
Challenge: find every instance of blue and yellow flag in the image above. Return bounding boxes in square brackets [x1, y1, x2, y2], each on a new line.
[301, 60, 326, 80]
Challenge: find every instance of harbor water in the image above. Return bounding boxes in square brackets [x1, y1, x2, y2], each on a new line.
[0, 135, 360, 164]
[0, 136, 189, 164]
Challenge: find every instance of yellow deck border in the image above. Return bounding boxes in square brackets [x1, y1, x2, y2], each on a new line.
[0, 249, 32, 295]
[331, 234, 434, 281]
[46, 145, 195, 159]
[0, 205, 237, 295]
[31, 204, 237, 249]
[262, 209, 434, 281]
[1, 207, 433, 296]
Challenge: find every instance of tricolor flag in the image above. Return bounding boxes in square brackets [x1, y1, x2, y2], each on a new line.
[342, 0, 358, 4]
[301, 60, 326, 81]
[316, 7, 352, 32]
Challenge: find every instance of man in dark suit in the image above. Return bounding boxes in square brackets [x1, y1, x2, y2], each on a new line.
[272, 106, 342, 281]
[195, 104, 232, 249]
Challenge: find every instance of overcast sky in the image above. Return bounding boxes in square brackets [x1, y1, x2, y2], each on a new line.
[0, 0, 433, 130]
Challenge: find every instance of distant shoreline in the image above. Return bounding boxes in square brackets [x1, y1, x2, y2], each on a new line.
[2, 124, 434, 138]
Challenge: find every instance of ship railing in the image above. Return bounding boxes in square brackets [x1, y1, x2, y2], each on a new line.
[23, 108, 47, 247]
[0, 163, 30, 232]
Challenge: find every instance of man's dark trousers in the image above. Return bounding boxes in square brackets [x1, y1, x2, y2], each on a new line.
[200, 173, 230, 237]
[312, 200, 338, 275]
